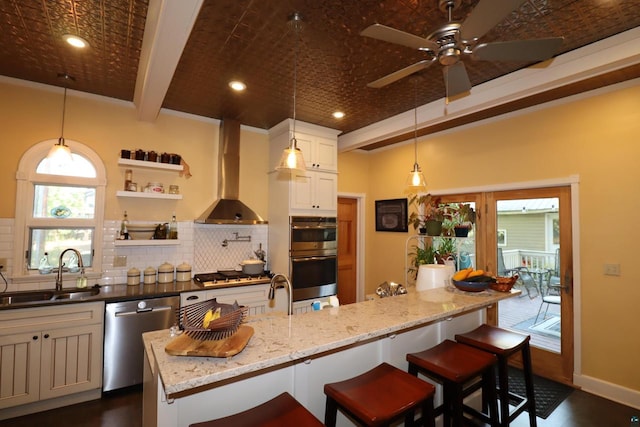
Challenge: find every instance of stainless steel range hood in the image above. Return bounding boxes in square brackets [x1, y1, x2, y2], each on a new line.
[195, 118, 267, 224]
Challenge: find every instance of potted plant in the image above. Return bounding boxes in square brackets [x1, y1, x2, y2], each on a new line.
[452, 203, 475, 237]
[436, 237, 457, 264]
[408, 241, 436, 279]
[408, 194, 444, 235]
[439, 203, 475, 237]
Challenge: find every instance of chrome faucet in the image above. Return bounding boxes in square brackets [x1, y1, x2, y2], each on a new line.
[269, 273, 293, 316]
[55, 248, 85, 291]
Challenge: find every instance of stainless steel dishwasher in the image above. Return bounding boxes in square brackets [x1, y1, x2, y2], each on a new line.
[103, 296, 179, 392]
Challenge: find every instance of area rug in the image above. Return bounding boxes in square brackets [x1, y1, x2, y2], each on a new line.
[513, 315, 561, 338]
[505, 366, 574, 419]
[529, 316, 561, 337]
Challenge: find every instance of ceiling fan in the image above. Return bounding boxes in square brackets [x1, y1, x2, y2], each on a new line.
[361, 0, 564, 97]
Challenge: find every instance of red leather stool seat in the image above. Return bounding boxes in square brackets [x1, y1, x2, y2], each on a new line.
[189, 392, 323, 427]
[455, 324, 537, 427]
[324, 362, 436, 427]
[407, 339, 500, 427]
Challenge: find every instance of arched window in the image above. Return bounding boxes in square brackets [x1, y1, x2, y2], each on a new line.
[13, 139, 106, 279]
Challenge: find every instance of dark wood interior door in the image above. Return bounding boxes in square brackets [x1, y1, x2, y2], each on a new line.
[337, 197, 357, 304]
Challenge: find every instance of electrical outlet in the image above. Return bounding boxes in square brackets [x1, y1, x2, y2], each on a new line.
[604, 263, 621, 276]
[0, 258, 6, 270]
[114, 255, 127, 267]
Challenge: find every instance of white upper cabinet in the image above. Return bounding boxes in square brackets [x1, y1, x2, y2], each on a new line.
[293, 134, 337, 172]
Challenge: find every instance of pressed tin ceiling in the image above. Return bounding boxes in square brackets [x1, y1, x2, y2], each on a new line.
[1, 0, 639, 147]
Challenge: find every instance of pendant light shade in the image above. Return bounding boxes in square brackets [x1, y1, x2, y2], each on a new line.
[47, 74, 75, 167]
[276, 12, 306, 172]
[406, 79, 426, 191]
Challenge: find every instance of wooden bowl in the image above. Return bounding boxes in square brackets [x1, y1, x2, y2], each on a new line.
[489, 275, 518, 292]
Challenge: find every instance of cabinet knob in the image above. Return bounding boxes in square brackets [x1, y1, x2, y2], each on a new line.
[44, 333, 50, 339]
[32, 335, 38, 341]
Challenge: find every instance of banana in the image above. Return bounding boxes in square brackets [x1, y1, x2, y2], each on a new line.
[202, 307, 222, 328]
[452, 268, 473, 281]
[467, 269, 484, 278]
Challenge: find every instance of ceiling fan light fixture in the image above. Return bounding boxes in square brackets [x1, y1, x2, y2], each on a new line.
[62, 34, 89, 49]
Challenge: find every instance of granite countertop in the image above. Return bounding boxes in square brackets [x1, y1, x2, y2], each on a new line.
[144, 286, 519, 399]
[0, 280, 204, 310]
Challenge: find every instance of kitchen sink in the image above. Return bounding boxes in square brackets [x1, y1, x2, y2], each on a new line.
[0, 287, 100, 306]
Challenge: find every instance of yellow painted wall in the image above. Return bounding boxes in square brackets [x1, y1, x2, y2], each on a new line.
[337, 82, 640, 393]
[0, 80, 269, 222]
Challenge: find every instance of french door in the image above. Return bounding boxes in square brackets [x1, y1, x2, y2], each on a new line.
[440, 186, 574, 384]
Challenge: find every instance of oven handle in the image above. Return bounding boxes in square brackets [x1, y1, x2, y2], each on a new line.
[291, 255, 336, 262]
[291, 225, 337, 230]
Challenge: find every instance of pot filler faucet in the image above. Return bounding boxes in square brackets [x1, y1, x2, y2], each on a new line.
[269, 273, 293, 316]
[55, 248, 85, 291]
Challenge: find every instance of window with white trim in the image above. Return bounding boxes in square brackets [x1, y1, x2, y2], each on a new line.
[14, 140, 106, 278]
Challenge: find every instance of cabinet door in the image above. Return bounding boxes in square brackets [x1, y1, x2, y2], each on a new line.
[0, 332, 41, 409]
[313, 136, 337, 171]
[39, 324, 102, 400]
[290, 171, 314, 210]
[314, 173, 337, 211]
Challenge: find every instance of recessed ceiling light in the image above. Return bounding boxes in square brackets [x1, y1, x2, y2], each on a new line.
[62, 34, 89, 49]
[228, 81, 247, 91]
[332, 111, 345, 119]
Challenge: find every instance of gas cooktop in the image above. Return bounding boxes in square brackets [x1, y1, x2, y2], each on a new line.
[194, 270, 272, 288]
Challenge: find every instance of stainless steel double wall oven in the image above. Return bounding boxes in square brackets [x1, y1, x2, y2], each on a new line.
[289, 216, 337, 301]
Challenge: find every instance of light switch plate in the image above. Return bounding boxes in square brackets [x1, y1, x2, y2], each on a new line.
[603, 263, 621, 276]
[114, 255, 127, 267]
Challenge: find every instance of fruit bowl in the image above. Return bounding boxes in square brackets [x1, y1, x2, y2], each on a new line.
[452, 279, 491, 292]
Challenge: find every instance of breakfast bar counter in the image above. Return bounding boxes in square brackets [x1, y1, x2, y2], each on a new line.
[142, 286, 518, 427]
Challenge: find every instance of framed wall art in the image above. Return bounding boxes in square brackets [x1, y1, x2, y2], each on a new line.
[375, 198, 408, 232]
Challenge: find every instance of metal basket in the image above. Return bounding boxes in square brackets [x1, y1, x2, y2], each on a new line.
[177, 298, 247, 341]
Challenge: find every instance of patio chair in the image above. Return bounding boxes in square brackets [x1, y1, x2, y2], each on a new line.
[535, 281, 561, 323]
[549, 248, 561, 286]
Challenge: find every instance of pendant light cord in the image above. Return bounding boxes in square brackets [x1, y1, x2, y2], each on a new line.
[413, 78, 418, 165]
[60, 86, 67, 142]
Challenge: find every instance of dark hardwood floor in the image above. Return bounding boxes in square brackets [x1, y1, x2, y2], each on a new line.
[2, 385, 637, 426]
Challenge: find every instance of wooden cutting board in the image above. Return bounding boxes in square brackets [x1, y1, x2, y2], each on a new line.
[164, 325, 254, 357]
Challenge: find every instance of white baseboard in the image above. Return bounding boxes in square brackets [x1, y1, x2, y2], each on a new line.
[574, 373, 640, 410]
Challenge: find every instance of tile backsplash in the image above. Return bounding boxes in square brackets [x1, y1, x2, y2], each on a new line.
[0, 218, 269, 291]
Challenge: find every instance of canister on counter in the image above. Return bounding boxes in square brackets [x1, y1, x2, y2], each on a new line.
[157, 262, 174, 283]
[143, 266, 157, 284]
[176, 262, 192, 282]
[127, 267, 141, 286]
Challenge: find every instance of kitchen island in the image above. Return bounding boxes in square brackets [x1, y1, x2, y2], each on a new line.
[142, 286, 518, 427]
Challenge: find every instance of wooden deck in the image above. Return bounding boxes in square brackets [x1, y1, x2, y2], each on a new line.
[498, 290, 561, 353]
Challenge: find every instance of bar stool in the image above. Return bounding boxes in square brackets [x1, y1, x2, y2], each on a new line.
[455, 324, 537, 427]
[324, 362, 436, 427]
[406, 339, 500, 427]
[189, 392, 323, 427]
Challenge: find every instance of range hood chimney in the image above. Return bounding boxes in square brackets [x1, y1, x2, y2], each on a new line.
[195, 118, 267, 224]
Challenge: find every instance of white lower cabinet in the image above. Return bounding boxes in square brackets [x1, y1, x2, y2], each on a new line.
[149, 307, 485, 427]
[0, 302, 104, 412]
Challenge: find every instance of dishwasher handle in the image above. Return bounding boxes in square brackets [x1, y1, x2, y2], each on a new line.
[114, 305, 173, 317]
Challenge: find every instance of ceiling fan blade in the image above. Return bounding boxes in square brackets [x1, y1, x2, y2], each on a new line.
[472, 38, 564, 62]
[443, 62, 472, 98]
[460, 0, 527, 41]
[361, 24, 438, 51]
[367, 60, 434, 88]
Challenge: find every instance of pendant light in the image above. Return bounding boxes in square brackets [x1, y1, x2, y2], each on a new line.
[406, 78, 426, 191]
[276, 12, 306, 172]
[47, 73, 75, 167]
